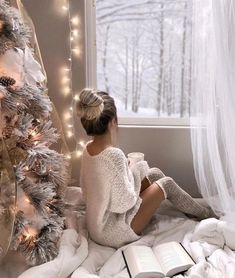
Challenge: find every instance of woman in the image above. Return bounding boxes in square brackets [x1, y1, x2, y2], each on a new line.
[77, 88, 215, 248]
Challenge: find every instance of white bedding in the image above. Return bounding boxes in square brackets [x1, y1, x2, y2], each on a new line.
[17, 198, 235, 278]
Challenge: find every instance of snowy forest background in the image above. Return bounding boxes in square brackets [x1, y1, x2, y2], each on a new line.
[96, 0, 192, 118]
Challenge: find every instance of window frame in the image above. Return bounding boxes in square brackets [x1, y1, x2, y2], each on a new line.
[84, 0, 190, 127]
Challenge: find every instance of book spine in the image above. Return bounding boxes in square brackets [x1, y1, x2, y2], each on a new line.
[179, 243, 196, 264]
[122, 251, 132, 278]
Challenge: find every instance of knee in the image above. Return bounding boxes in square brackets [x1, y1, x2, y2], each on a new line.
[157, 176, 175, 189]
[146, 168, 165, 184]
[155, 176, 176, 199]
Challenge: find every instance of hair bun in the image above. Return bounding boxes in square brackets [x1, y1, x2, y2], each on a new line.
[76, 88, 104, 120]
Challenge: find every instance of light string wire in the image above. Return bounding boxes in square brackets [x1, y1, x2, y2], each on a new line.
[61, 0, 85, 159]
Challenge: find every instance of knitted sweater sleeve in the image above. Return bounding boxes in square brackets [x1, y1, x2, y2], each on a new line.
[108, 149, 139, 214]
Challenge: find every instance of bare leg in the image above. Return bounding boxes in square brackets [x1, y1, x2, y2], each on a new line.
[140, 177, 151, 193]
[131, 182, 165, 235]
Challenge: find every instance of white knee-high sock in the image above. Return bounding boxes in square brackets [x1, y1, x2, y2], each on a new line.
[156, 176, 216, 220]
[146, 168, 165, 184]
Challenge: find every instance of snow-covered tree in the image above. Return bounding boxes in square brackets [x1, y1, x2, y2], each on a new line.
[0, 0, 69, 265]
[96, 0, 192, 117]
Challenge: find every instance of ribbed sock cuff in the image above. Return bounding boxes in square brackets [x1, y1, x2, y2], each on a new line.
[154, 181, 167, 199]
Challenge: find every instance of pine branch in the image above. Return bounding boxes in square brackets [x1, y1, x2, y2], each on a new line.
[0, 0, 30, 54]
[15, 119, 59, 150]
[17, 228, 59, 266]
[18, 214, 65, 265]
[1, 86, 29, 113]
[14, 114, 34, 138]
[32, 120, 59, 146]
[11, 210, 29, 250]
[20, 177, 56, 214]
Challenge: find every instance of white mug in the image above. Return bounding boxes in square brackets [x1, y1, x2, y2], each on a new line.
[127, 152, 144, 166]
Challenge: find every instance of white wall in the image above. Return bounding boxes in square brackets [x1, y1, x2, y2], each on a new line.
[22, 0, 200, 197]
[118, 126, 199, 196]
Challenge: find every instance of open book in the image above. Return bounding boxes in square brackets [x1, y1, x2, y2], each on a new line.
[122, 241, 195, 278]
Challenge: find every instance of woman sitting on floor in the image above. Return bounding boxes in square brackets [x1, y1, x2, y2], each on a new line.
[76, 88, 216, 248]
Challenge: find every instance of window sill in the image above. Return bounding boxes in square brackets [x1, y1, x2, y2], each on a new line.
[118, 117, 190, 127]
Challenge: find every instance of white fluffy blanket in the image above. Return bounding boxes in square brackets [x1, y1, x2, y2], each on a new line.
[18, 198, 235, 278]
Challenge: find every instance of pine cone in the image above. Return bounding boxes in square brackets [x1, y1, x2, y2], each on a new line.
[0, 76, 16, 87]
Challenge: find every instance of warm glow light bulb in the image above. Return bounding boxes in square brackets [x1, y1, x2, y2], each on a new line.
[74, 94, 79, 101]
[67, 131, 73, 138]
[62, 77, 70, 84]
[62, 5, 68, 11]
[63, 87, 71, 95]
[30, 130, 37, 137]
[76, 150, 82, 157]
[73, 30, 78, 37]
[64, 111, 72, 120]
[71, 16, 79, 25]
[79, 140, 85, 147]
[66, 154, 72, 160]
[25, 227, 37, 239]
[72, 48, 81, 57]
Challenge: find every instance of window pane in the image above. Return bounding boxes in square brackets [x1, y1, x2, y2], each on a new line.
[96, 0, 192, 118]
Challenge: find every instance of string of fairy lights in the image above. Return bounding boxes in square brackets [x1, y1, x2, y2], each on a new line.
[60, 0, 86, 159]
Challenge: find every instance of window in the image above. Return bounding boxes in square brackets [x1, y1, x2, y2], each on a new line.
[86, 0, 192, 125]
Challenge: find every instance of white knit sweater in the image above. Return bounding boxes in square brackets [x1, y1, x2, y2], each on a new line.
[80, 146, 149, 248]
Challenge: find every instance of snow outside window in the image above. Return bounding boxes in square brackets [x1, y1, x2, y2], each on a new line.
[89, 0, 192, 125]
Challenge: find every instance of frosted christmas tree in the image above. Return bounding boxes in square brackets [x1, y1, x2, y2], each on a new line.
[0, 0, 69, 265]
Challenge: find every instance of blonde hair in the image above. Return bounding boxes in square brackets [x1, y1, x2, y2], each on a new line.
[76, 88, 117, 136]
[77, 88, 104, 120]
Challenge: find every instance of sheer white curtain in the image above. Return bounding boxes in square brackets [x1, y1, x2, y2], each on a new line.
[191, 0, 235, 221]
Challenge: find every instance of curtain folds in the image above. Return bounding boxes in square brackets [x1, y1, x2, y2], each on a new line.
[191, 0, 235, 221]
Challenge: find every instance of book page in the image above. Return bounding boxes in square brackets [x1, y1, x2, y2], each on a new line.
[123, 246, 164, 278]
[153, 242, 195, 277]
